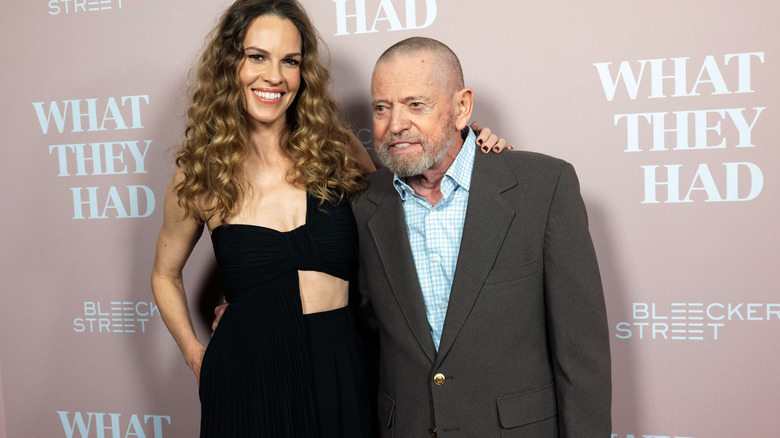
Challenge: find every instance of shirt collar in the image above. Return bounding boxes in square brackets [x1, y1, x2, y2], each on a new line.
[392, 128, 477, 201]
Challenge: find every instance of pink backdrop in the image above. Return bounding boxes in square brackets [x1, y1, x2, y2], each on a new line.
[1, 0, 777, 436]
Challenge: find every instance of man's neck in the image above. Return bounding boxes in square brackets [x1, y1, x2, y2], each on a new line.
[406, 134, 465, 206]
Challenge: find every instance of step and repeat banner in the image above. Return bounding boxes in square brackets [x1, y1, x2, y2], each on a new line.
[1, 0, 777, 436]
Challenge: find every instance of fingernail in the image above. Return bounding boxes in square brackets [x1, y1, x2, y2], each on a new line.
[477, 139, 483, 145]
[508, 145, 514, 150]
[481, 146, 489, 153]
[493, 146, 500, 153]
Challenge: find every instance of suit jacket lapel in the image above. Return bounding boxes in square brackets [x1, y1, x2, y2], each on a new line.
[436, 152, 518, 365]
[366, 177, 437, 363]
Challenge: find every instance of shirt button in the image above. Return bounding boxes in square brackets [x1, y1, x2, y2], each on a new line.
[438, 302, 448, 309]
[431, 254, 441, 263]
[433, 373, 446, 385]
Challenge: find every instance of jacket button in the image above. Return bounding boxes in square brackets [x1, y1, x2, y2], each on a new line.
[429, 427, 437, 436]
[433, 373, 446, 385]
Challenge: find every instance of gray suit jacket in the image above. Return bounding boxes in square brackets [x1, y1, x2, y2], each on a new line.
[353, 149, 612, 437]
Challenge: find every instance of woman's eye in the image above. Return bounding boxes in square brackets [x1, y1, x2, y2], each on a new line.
[247, 54, 264, 61]
[283, 58, 301, 66]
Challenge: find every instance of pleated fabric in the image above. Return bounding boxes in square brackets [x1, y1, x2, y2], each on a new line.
[305, 307, 373, 438]
[201, 193, 368, 437]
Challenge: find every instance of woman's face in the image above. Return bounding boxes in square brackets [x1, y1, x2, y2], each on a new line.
[238, 15, 302, 131]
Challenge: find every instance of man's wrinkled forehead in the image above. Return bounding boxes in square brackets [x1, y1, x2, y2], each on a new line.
[372, 50, 446, 92]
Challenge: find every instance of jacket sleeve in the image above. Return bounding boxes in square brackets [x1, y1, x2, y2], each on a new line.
[543, 162, 612, 437]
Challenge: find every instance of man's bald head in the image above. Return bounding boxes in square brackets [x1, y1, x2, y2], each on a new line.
[374, 37, 465, 95]
[370, 37, 474, 178]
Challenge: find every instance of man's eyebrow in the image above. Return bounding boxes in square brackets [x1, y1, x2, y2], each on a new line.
[372, 95, 433, 106]
[401, 95, 428, 102]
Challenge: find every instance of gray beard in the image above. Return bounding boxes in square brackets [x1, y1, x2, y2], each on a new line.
[378, 132, 454, 178]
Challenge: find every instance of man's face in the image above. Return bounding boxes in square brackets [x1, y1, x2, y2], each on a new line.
[371, 52, 459, 177]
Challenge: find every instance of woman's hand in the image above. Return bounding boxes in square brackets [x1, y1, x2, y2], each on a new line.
[471, 122, 513, 153]
[212, 300, 229, 332]
[185, 343, 207, 384]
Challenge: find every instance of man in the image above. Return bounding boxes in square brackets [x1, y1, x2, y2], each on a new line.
[351, 37, 611, 437]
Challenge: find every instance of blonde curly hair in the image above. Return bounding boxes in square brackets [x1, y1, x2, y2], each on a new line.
[175, 0, 363, 223]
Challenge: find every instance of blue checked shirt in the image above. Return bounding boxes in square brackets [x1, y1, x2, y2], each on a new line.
[392, 129, 476, 350]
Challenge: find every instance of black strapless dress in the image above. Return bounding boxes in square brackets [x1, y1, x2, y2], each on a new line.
[200, 194, 371, 437]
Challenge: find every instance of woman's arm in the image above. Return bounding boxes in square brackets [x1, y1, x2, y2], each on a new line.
[150, 170, 207, 383]
[347, 131, 377, 173]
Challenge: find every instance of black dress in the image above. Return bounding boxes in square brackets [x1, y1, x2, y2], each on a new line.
[200, 193, 372, 437]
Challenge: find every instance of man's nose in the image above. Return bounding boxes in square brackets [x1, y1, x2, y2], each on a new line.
[389, 107, 410, 134]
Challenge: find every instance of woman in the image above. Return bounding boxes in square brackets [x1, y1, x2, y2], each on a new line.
[151, 0, 502, 436]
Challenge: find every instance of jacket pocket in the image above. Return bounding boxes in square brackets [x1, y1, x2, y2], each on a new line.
[377, 386, 395, 434]
[484, 260, 539, 286]
[496, 383, 557, 429]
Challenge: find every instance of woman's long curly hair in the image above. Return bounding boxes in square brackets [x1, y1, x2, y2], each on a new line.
[175, 0, 363, 224]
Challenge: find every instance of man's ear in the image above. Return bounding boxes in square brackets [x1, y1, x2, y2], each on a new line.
[453, 87, 474, 130]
